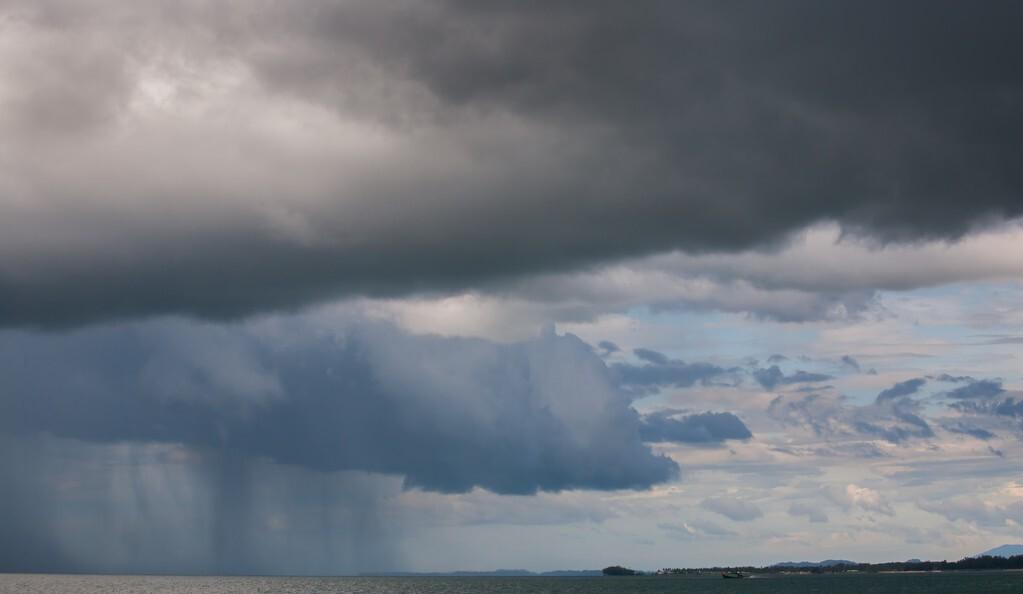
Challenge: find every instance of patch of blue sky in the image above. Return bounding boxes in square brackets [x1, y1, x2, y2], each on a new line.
[620, 282, 1020, 419]
[884, 283, 1021, 386]
[627, 306, 820, 365]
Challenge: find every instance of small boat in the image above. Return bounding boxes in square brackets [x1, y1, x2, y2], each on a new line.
[721, 571, 746, 579]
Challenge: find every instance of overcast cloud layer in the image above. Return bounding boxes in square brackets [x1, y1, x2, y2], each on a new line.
[3, 0, 1023, 327]
[3, 0, 1023, 577]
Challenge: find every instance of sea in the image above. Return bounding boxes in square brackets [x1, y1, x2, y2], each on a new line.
[2, 572, 1022, 594]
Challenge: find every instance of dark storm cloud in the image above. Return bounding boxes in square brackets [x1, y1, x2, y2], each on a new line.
[945, 379, 1005, 400]
[638, 411, 752, 445]
[610, 349, 734, 395]
[2, 0, 1023, 328]
[753, 366, 833, 390]
[0, 312, 686, 574]
[0, 317, 677, 495]
[596, 340, 620, 357]
[876, 377, 926, 402]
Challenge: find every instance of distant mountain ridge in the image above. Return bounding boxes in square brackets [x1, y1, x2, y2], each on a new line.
[772, 559, 855, 568]
[977, 544, 1023, 558]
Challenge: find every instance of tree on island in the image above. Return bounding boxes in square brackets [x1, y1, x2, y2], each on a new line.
[602, 565, 638, 576]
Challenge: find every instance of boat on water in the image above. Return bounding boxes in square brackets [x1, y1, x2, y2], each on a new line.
[721, 571, 746, 579]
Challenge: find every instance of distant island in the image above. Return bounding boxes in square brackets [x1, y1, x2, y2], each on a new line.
[602, 548, 1023, 577]
[367, 545, 1023, 578]
[601, 566, 639, 576]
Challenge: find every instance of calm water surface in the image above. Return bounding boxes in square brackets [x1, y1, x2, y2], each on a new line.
[1, 572, 1021, 594]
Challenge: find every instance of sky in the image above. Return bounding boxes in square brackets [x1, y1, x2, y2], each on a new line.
[1, 0, 1022, 575]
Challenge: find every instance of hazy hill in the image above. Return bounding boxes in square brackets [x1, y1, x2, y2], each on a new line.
[977, 544, 1023, 558]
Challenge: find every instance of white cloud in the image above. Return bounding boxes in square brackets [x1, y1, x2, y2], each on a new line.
[837, 484, 895, 516]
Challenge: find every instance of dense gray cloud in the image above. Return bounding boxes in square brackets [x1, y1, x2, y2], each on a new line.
[0, 316, 676, 494]
[752, 366, 833, 390]
[634, 348, 670, 366]
[490, 257, 883, 326]
[464, 221, 1023, 329]
[994, 398, 1023, 418]
[0, 314, 688, 572]
[945, 379, 1005, 400]
[876, 378, 926, 402]
[2, 1, 1023, 327]
[638, 411, 752, 445]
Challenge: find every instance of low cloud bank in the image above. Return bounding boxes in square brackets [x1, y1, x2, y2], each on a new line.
[0, 316, 677, 495]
